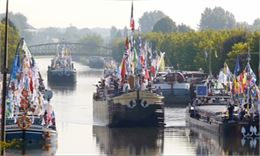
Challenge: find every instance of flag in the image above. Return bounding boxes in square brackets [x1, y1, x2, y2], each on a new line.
[121, 59, 126, 81]
[204, 51, 208, 61]
[215, 50, 218, 58]
[11, 48, 21, 80]
[245, 63, 257, 84]
[130, 1, 135, 31]
[125, 37, 129, 50]
[234, 56, 240, 76]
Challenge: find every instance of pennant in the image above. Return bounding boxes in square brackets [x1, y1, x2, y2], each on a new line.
[125, 37, 129, 50]
[245, 63, 257, 84]
[121, 59, 126, 81]
[234, 56, 240, 76]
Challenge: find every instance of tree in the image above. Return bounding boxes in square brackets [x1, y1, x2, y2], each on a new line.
[0, 23, 20, 69]
[139, 10, 166, 33]
[251, 18, 260, 31]
[199, 7, 236, 30]
[177, 23, 194, 32]
[152, 16, 177, 33]
[79, 33, 104, 55]
[110, 26, 123, 42]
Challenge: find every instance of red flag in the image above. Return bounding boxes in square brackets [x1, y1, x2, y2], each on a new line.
[145, 69, 150, 80]
[30, 77, 34, 93]
[150, 66, 155, 75]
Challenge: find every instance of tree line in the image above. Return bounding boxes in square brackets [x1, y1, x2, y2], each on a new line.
[111, 30, 260, 78]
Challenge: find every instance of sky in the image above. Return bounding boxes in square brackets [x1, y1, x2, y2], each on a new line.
[0, 0, 259, 29]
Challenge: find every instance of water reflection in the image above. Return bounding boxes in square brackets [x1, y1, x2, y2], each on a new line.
[93, 126, 164, 156]
[5, 141, 57, 156]
[47, 81, 77, 94]
[186, 125, 259, 155]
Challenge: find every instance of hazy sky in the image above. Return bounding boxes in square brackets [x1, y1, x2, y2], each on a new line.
[0, 0, 259, 29]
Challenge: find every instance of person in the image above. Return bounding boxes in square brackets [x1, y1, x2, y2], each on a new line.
[227, 103, 234, 120]
[123, 80, 130, 93]
[239, 108, 246, 121]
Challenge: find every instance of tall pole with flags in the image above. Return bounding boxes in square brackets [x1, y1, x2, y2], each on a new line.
[1, 0, 9, 154]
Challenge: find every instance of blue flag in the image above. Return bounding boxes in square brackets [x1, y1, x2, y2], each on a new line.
[233, 56, 240, 76]
[11, 49, 21, 80]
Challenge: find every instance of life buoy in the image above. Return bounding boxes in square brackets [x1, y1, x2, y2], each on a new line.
[17, 115, 32, 130]
[127, 100, 137, 108]
[140, 100, 149, 108]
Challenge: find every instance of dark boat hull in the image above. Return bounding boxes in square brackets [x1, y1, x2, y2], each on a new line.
[186, 107, 259, 138]
[93, 91, 164, 127]
[163, 93, 191, 105]
[47, 69, 76, 84]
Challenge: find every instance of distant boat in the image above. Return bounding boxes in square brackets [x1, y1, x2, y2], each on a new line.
[152, 71, 191, 105]
[47, 47, 76, 84]
[1, 38, 57, 144]
[87, 56, 105, 69]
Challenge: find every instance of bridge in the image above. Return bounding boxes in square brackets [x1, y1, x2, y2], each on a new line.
[28, 42, 112, 56]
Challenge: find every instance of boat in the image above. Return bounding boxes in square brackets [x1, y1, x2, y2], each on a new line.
[47, 47, 76, 84]
[93, 1, 164, 127]
[186, 61, 259, 138]
[1, 38, 57, 144]
[152, 71, 191, 105]
[87, 56, 105, 69]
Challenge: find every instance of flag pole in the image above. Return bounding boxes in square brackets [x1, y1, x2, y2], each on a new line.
[209, 48, 212, 78]
[1, 0, 9, 154]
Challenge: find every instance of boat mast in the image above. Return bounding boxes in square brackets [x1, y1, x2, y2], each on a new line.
[1, 0, 9, 154]
[209, 48, 212, 78]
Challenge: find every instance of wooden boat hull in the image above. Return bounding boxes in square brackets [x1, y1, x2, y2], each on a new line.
[93, 91, 164, 127]
[186, 107, 259, 138]
[47, 69, 76, 84]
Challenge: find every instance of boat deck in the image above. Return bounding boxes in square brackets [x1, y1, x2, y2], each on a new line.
[196, 105, 226, 114]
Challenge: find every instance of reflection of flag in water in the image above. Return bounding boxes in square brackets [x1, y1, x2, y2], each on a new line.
[130, 1, 135, 31]
[234, 56, 240, 76]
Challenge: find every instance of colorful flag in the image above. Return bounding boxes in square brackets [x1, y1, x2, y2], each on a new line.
[234, 56, 240, 76]
[245, 63, 257, 84]
[121, 59, 126, 81]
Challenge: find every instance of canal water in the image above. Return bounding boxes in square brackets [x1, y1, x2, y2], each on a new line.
[5, 57, 259, 155]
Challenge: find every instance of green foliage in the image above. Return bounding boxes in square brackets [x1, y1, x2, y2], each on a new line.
[111, 38, 125, 62]
[199, 7, 236, 30]
[112, 29, 260, 78]
[177, 24, 194, 32]
[0, 139, 21, 151]
[138, 10, 167, 33]
[78, 33, 104, 56]
[0, 22, 20, 70]
[152, 17, 177, 33]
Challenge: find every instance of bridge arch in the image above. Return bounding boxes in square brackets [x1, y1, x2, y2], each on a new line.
[28, 42, 112, 56]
